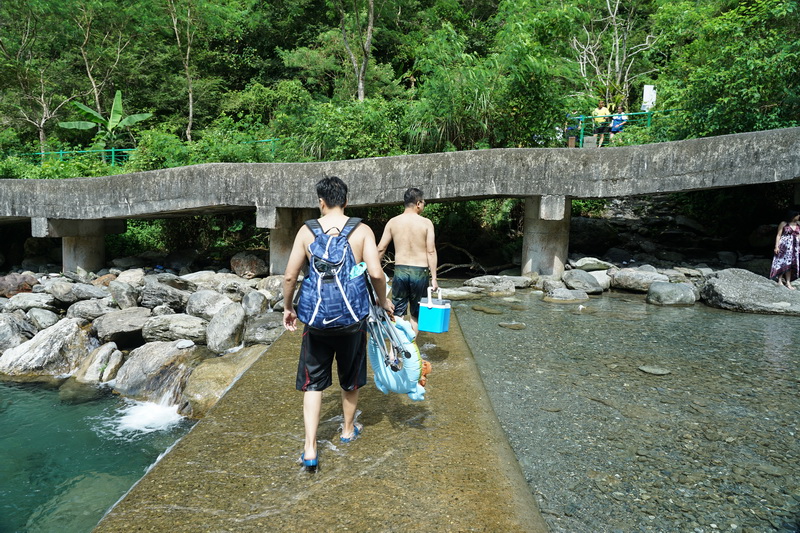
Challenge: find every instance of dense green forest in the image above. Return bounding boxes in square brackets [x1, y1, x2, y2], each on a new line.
[0, 0, 798, 262]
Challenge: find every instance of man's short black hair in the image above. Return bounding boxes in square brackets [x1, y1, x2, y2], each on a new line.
[404, 187, 424, 207]
[316, 176, 348, 208]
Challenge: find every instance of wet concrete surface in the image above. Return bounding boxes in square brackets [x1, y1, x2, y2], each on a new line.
[94, 313, 548, 532]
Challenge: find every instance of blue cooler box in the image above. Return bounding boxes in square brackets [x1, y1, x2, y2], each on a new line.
[418, 287, 451, 333]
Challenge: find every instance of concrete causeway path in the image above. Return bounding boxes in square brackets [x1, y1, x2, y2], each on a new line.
[94, 313, 548, 532]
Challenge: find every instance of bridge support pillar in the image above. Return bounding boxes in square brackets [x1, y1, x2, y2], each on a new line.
[521, 196, 571, 278]
[264, 207, 318, 275]
[32, 218, 126, 273]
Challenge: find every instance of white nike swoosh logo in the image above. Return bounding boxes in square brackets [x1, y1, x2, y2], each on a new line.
[322, 316, 343, 325]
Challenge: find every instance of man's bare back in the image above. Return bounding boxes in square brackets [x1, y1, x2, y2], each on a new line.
[381, 211, 434, 267]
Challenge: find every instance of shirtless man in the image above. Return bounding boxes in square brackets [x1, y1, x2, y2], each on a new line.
[282, 176, 392, 470]
[377, 187, 438, 335]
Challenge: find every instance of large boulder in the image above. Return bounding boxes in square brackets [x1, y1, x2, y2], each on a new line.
[115, 268, 146, 287]
[48, 281, 78, 305]
[563, 269, 604, 294]
[142, 314, 208, 344]
[241, 291, 269, 317]
[5, 292, 59, 313]
[112, 341, 215, 405]
[700, 268, 800, 315]
[207, 302, 246, 353]
[230, 251, 269, 279]
[140, 279, 191, 311]
[72, 283, 110, 300]
[463, 276, 516, 296]
[243, 313, 284, 345]
[186, 290, 235, 321]
[0, 318, 93, 377]
[66, 298, 118, 321]
[573, 257, 615, 271]
[107, 280, 139, 309]
[543, 287, 590, 303]
[26, 308, 60, 330]
[0, 314, 38, 353]
[646, 282, 697, 306]
[73, 342, 121, 383]
[179, 344, 267, 418]
[93, 307, 152, 347]
[0, 272, 39, 297]
[611, 268, 670, 292]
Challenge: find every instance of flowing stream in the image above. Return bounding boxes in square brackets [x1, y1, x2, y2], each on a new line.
[0, 382, 194, 533]
[456, 289, 800, 532]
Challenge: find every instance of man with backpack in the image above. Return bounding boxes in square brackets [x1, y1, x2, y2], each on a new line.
[282, 176, 393, 471]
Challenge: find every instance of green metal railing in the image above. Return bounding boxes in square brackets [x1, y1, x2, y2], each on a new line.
[564, 109, 678, 147]
[12, 137, 283, 167]
[16, 147, 136, 166]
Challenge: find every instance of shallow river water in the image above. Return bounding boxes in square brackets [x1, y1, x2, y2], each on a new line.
[0, 383, 194, 533]
[457, 289, 799, 533]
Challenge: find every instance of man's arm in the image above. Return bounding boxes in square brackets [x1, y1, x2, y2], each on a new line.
[361, 226, 394, 314]
[425, 219, 438, 290]
[376, 220, 394, 262]
[282, 228, 310, 331]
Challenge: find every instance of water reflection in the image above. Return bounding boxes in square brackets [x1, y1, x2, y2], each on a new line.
[457, 290, 800, 533]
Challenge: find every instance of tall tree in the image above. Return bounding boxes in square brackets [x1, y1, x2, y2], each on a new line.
[570, 0, 659, 105]
[331, 0, 375, 100]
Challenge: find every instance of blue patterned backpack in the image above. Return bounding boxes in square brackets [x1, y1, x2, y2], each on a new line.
[296, 217, 370, 332]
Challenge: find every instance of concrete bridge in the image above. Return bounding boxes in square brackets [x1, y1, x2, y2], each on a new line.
[2, 127, 799, 276]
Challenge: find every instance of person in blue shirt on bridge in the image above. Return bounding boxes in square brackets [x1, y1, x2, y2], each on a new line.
[610, 104, 628, 142]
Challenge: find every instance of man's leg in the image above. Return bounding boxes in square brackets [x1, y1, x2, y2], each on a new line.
[341, 388, 360, 439]
[303, 390, 322, 460]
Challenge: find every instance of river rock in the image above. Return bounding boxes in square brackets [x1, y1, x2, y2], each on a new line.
[207, 302, 246, 353]
[464, 276, 517, 295]
[93, 307, 152, 347]
[186, 290, 234, 321]
[243, 313, 284, 345]
[574, 257, 615, 271]
[439, 287, 484, 301]
[179, 344, 267, 418]
[611, 268, 670, 292]
[26, 308, 60, 330]
[142, 314, 208, 343]
[700, 268, 800, 315]
[646, 282, 697, 306]
[0, 314, 38, 353]
[140, 278, 191, 311]
[116, 268, 146, 287]
[0, 272, 39, 297]
[563, 269, 604, 294]
[0, 318, 92, 377]
[112, 341, 215, 404]
[5, 292, 58, 313]
[588, 270, 612, 290]
[230, 251, 269, 279]
[542, 279, 566, 292]
[498, 322, 527, 330]
[543, 288, 590, 302]
[241, 291, 269, 316]
[48, 281, 77, 304]
[66, 298, 118, 321]
[101, 349, 125, 382]
[72, 283, 110, 300]
[107, 280, 139, 309]
[73, 342, 120, 383]
[255, 275, 285, 305]
[218, 279, 254, 302]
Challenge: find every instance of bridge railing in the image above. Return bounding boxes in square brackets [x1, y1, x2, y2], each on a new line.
[564, 109, 680, 147]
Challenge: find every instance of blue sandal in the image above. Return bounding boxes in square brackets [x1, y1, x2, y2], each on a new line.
[340, 423, 362, 443]
[299, 452, 318, 471]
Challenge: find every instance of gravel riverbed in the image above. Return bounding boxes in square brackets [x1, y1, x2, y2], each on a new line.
[457, 290, 799, 533]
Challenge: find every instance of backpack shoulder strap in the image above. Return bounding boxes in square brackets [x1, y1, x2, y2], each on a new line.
[340, 217, 362, 240]
[304, 219, 324, 236]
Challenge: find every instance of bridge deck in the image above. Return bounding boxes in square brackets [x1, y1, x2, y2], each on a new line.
[94, 313, 547, 532]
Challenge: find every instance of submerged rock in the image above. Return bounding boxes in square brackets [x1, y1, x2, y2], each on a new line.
[646, 282, 697, 306]
[179, 344, 267, 418]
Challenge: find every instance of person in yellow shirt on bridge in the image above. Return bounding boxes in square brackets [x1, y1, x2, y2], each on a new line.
[591, 100, 611, 147]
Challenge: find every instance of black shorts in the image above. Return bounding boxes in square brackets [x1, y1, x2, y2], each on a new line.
[296, 319, 368, 392]
[391, 265, 430, 319]
[594, 123, 610, 134]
